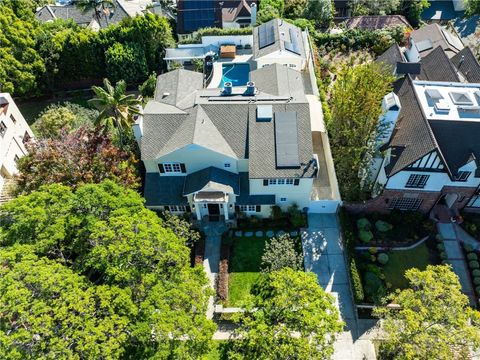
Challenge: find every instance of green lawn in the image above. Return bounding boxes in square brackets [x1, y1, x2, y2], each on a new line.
[227, 236, 267, 306]
[383, 242, 430, 289]
[17, 97, 91, 125]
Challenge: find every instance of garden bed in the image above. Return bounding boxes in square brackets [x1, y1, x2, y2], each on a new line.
[461, 212, 480, 240]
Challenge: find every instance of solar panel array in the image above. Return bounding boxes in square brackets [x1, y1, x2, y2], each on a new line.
[181, 0, 216, 32]
[284, 28, 301, 55]
[274, 111, 300, 168]
[258, 22, 275, 49]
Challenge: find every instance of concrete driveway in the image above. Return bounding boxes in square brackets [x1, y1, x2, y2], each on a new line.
[302, 213, 376, 360]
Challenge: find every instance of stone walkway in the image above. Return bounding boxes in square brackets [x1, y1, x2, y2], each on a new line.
[437, 222, 476, 306]
[302, 213, 376, 360]
[201, 221, 227, 319]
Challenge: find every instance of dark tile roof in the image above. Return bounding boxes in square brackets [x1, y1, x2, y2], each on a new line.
[396, 62, 421, 76]
[451, 47, 480, 83]
[386, 76, 438, 176]
[144, 173, 188, 206]
[35, 1, 131, 28]
[344, 15, 411, 30]
[417, 46, 460, 82]
[376, 43, 405, 71]
[429, 120, 480, 176]
[236, 173, 275, 205]
[183, 167, 240, 194]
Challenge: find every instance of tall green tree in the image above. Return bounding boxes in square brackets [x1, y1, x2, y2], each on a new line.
[89, 78, 142, 143]
[349, 0, 401, 15]
[465, 0, 480, 15]
[402, 0, 429, 27]
[374, 265, 480, 360]
[328, 62, 394, 201]
[229, 268, 343, 359]
[261, 234, 304, 272]
[305, 0, 333, 27]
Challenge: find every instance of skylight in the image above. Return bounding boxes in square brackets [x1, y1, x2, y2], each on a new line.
[450, 92, 474, 106]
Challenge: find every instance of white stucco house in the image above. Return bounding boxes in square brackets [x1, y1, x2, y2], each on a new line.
[135, 20, 340, 221]
[0, 93, 34, 194]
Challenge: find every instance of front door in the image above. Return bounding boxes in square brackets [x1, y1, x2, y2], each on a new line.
[207, 203, 220, 215]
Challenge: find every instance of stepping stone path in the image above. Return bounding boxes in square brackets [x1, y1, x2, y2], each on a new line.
[234, 230, 242, 237]
[276, 230, 286, 236]
[244, 231, 253, 237]
[290, 231, 298, 237]
[266, 230, 275, 238]
[255, 231, 263, 237]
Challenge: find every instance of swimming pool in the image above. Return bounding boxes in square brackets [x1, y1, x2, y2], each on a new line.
[219, 63, 250, 88]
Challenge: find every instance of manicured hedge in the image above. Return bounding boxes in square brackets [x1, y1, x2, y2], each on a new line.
[350, 259, 365, 302]
[179, 26, 253, 44]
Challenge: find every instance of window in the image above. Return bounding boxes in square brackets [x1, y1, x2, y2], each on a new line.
[405, 174, 429, 188]
[159, 162, 185, 174]
[269, 179, 277, 185]
[14, 155, 19, 163]
[0, 121, 6, 137]
[240, 205, 256, 212]
[23, 131, 31, 145]
[278, 179, 285, 185]
[168, 205, 186, 212]
[288, 64, 296, 68]
[266, 179, 296, 186]
[224, 163, 231, 168]
[280, 197, 287, 202]
[389, 198, 422, 211]
[286, 179, 294, 185]
[454, 171, 471, 182]
[10, 114, 16, 124]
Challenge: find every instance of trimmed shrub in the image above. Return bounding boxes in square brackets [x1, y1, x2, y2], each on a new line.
[377, 253, 389, 265]
[375, 220, 393, 232]
[440, 252, 447, 260]
[435, 233, 443, 242]
[472, 269, 480, 277]
[368, 247, 378, 255]
[357, 218, 371, 230]
[359, 229, 373, 243]
[473, 277, 480, 286]
[469, 260, 480, 269]
[437, 243, 445, 252]
[464, 244, 474, 252]
[467, 253, 478, 261]
[364, 272, 386, 304]
[350, 259, 364, 302]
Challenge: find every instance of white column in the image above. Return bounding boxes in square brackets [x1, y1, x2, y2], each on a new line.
[195, 203, 202, 221]
[224, 201, 229, 221]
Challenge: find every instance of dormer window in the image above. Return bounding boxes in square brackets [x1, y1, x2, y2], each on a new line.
[454, 171, 471, 182]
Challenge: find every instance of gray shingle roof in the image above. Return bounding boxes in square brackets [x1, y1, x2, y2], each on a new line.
[417, 46, 461, 82]
[153, 69, 204, 110]
[184, 167, 240, 194]
[376, 43, 405, 71]
[144, 173, 188, 206]
[237, 172, 275, 205]
[451, 47, 480, 83]
[35, 0, 131, 28]
[250, 64, 306, 99]
[410, 24, 463, 58]
[253, 19, 306, 60]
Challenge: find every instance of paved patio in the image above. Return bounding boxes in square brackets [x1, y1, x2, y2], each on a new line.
[302, 213, 376, 360]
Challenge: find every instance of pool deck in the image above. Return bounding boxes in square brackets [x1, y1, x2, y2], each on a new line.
[207, 52, 255, 89]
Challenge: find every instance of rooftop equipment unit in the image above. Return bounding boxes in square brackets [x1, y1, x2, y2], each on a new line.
[245, 82, 256, 96]
[434, 100, 451, 114]
[256, 105, 272, 122]
[223, 82, 232, 95]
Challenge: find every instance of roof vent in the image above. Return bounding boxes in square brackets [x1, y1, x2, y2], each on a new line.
[162, 92, 170, 98]
[245, 81, 255, 96]
[434, 100, 451, 114]
[223, 82, 232, 95]
[256, 105, 272, 122]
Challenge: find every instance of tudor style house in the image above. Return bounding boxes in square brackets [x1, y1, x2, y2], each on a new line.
[0, 94, 34, 195]
[135, 20, 340, 220]
[364, 41, 480, 214]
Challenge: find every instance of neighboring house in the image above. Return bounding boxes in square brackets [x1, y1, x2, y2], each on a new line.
[177, 0, 257, 39]
[0, 94, 34, 193]
[405, 23, 464, 61]
[362, 45, 480, 213]
[135, 21, 340, 221]
[253, 19, 307, 71]
[344, 15, 411, 31]
[35, 0, 148, 30]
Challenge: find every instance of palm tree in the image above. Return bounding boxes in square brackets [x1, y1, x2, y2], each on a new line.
[89, 78, 142, 145]
[75, 0, 115, 27]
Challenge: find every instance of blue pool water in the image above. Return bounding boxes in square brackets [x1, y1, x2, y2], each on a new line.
[219, 63, 250, 88]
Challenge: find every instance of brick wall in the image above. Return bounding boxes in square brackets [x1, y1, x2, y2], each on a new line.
[344, 186, 477, 214]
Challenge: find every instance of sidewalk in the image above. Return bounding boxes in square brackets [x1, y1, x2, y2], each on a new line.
[302, 213, 376, 360]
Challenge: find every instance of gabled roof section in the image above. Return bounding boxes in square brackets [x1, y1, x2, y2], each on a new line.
[410, 24, 463, 58]
[222, 0, 251, 22]
[417, 46, 461, 82]
[183, 167, 240, 195]
[385, 76, 438, 176]
[345, 15, 411, 30]
[376, 43, 405, 71]
[451, 47, 480, 83]
[250, 64, 306, 99]
[153, 69, 204, 110]
[253, 19, 306, 60]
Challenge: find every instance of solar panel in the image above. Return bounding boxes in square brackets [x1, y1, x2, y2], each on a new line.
[258, 22, 275, 49]
[275, 111, 300, 168]
[284, 28, 301, 55]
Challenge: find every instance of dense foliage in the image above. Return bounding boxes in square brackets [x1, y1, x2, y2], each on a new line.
[16, 126, 139, 193]
[230, 268, 343, 359]
[0, 1, 175, 96]
[327, 62, 394, 201]
[32, 102, 98, 138]
[374, 265, 480, 360]
[350, 0, 401, 16]
[466, 0, 480, 15]
[178, 26, 253, 44]
[0, 181, 215, 358]
[261, 234, 304, 272]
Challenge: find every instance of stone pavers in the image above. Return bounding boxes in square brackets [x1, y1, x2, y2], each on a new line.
[244, 231, 253, 237]
[302, 213, 376, 360]
[234, 230, 242, 237]
[255, 230, 263, 237]
[266, 230, 275, 238]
